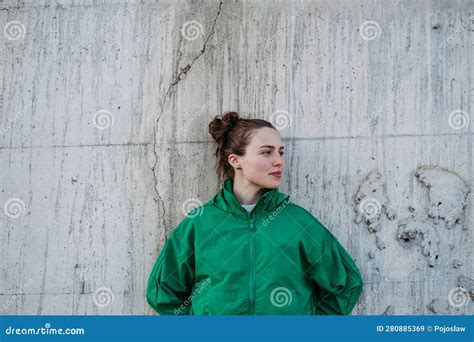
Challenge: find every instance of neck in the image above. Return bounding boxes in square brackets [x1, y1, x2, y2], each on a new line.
[232, 176, 265, 205]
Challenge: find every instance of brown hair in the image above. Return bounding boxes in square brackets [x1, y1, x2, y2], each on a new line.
[208, 111, 275, 183]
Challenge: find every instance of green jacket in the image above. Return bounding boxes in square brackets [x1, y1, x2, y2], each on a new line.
[146, 178, 363, 315]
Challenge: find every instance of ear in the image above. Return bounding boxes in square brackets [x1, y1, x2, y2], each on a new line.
[228, 153, 241, 169]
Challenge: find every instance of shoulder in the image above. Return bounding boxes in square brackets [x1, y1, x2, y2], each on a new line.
[285, 202, 324, 226]
[284, 202, 336, 240]
[171, 201, 215, 234]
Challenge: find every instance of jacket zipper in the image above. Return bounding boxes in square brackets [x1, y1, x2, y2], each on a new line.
[249, 214, 256, 315]
[244, 193, 270, 315]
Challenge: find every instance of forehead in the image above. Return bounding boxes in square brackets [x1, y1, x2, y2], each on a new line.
[247, 127, 283, 148]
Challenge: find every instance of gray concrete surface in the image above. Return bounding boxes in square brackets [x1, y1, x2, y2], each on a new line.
[0, 0, 472, 315]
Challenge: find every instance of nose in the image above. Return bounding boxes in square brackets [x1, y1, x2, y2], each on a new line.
[274, 155, 284, 168]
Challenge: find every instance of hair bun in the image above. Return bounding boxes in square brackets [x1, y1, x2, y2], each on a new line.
[209, 111, 240, 143]
[221, 112, 239, 134]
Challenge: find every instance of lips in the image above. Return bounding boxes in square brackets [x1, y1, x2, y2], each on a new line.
[270, 172, 282, 177]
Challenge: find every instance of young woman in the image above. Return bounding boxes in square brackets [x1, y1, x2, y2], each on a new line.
[146, 111, 363, 315]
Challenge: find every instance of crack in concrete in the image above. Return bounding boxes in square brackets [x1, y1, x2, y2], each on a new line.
[148, 1, 224, 239]
[171, 1, 223, 86]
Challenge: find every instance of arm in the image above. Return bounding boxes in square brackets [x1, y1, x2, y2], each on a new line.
[146, 219, 195, 315]
[304, 217, 364, 315]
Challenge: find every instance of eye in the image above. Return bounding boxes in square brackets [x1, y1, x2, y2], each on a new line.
[262, 151, 272, 155]
[280, 151, 284, 156]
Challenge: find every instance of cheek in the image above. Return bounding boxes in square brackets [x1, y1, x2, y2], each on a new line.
[245, 156, 272, 174]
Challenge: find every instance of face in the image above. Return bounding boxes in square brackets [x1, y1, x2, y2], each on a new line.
[229, 127, 285, 189]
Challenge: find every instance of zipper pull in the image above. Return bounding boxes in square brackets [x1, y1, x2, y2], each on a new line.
[250, 218, 255, 231]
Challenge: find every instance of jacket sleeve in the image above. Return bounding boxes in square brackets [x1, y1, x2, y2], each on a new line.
[303, 216, 364, 315]
[146, 218, 195, 315]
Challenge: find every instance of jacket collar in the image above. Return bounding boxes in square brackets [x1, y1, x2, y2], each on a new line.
[212, 177, 290, 217]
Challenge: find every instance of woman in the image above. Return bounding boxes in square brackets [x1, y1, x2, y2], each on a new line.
[146, 111, 363, 315]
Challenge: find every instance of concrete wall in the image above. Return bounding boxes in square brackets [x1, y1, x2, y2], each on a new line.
[1, 0, 472, 315]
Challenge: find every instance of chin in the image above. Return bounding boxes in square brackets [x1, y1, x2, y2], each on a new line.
[263, 178, 282, 189]
[249, 176, 282, 189]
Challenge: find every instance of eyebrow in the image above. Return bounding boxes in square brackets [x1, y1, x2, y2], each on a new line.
[258, 145, 284, 149]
